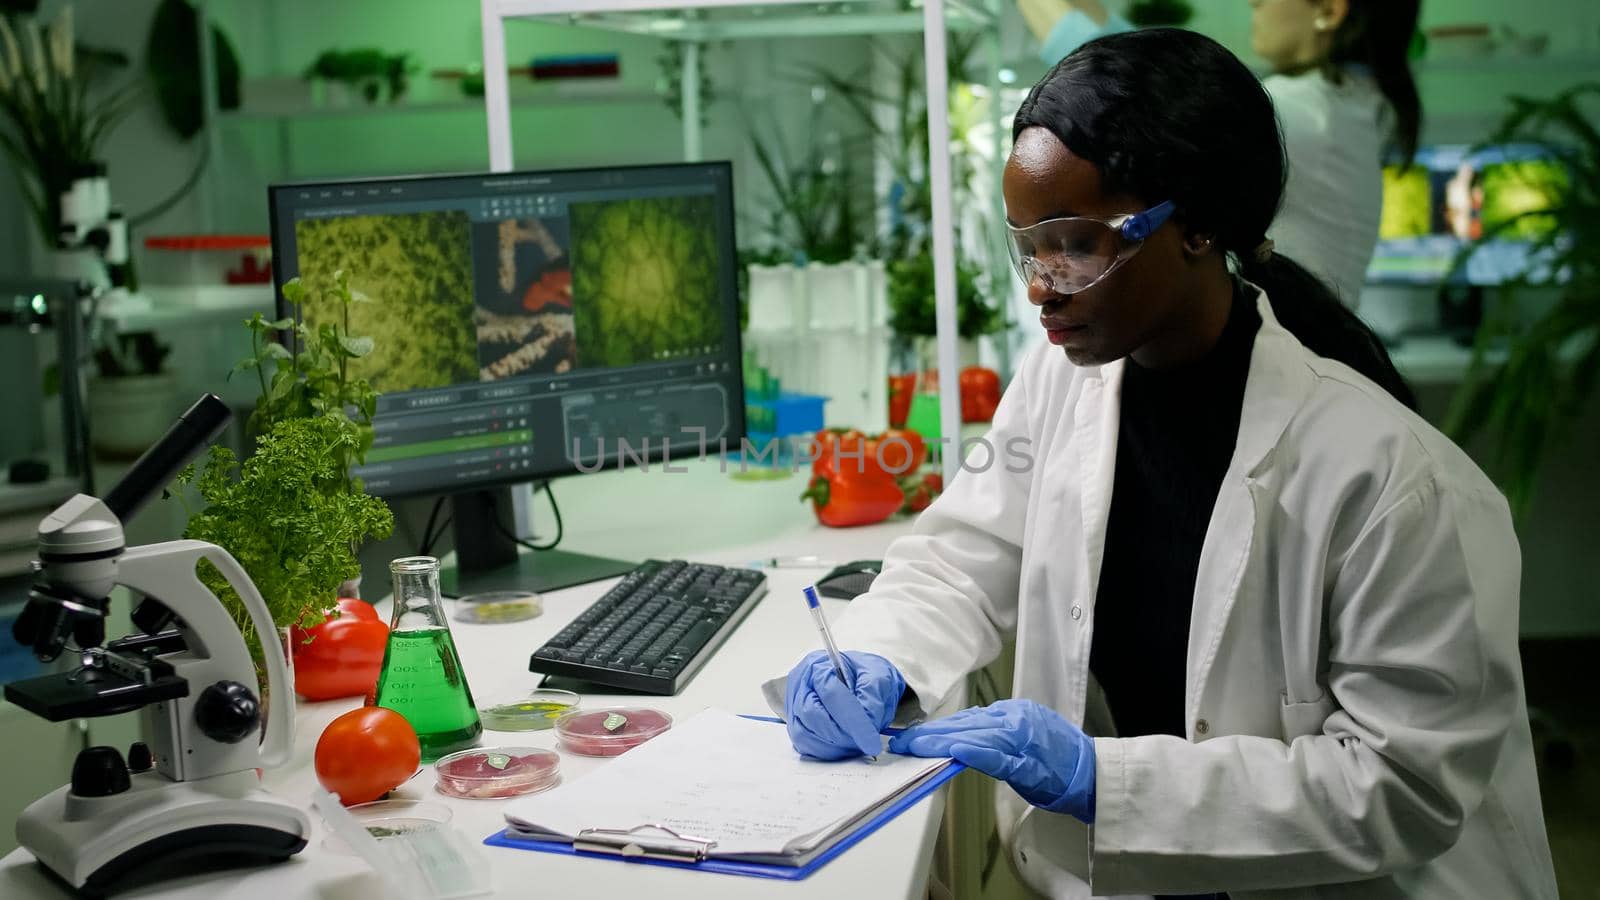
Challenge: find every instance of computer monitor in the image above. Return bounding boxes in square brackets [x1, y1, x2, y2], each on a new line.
[268, 163, 745, 595]
[1368, 143, 1573, 286]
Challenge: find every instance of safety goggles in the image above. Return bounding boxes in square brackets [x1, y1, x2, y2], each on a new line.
[1005, 200, 1176, 295]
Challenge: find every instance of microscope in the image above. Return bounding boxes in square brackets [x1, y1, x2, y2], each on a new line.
[5, 395, 310, 896]
[54, 162, 141, 317]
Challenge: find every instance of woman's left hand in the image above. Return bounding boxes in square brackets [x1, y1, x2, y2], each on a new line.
[889, 699, 1097, 823]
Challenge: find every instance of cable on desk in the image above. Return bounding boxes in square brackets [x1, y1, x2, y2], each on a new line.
[418, 495, 451, 557]
[489, 481, 563, 552]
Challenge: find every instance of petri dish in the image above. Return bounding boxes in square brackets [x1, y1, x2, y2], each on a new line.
[452, 590, 543, 624]
[480, 688, 580, 732]
[325, 799, 453, 854]
[434, 747, 561, 799]
[554, 707, 673, 757]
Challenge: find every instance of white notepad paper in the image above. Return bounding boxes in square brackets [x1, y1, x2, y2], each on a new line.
[502, 708, 953, 864]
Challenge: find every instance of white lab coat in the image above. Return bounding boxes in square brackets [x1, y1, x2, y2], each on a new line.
[770, 290, 1558, 898]
[1264, 71, 1386, 310]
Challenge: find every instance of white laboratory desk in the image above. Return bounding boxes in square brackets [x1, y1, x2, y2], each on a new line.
[0, 461, 940, 900]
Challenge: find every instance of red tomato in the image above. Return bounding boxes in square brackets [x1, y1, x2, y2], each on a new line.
[959, 367, 1002, 423]
[314, 707, 421, 805]
[290, 598, 389, 702]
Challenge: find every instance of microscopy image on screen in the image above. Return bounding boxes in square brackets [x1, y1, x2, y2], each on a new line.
[295, 212, 478, 393]
[470, 216, 578, 381]
[567, 194, 724, 370]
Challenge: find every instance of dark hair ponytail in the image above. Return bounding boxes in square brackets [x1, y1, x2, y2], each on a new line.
[1327, 0, 1422, 164]
[1013, 28, 1416, 409]
[1239, 252, 1417, 409]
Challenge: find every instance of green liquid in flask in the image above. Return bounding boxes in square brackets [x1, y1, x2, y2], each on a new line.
[374, 628, 482, 761]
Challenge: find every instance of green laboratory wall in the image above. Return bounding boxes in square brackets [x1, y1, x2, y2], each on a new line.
[3, 0, 1599, 636]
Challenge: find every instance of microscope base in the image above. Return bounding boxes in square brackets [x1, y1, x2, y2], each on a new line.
[17, 769, 309, 898]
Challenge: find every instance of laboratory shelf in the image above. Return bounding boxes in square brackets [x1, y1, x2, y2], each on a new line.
[544, 0, 996, 41]
[219, 82, 665, 123]
[98, 285, 275, 334]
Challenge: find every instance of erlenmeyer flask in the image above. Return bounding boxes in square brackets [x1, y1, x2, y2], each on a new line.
[374, 556, 482, 761]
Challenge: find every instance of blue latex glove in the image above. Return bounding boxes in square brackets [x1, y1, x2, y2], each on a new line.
[784, 650, 906, 760]
[888, 699, 1097, 823]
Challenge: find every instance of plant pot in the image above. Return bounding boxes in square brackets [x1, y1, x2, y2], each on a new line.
[308, 78, 358, 109]
[88, 372, 184, 460]
[747, 263, 803, 333]
[256, 625, 294, 744]
[240, 76, 314, 116]
[910, 335, 981, 375]
[804, 260, 885, 332]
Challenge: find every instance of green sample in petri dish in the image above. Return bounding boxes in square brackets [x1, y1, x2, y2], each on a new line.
[479, 689, 580, 732]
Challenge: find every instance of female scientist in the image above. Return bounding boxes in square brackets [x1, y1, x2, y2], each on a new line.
[1021, 0, 1421, 307]
[773, 29, 1556, 900]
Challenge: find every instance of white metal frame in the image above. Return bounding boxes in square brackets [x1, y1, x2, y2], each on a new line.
[480, 0, 967, 485]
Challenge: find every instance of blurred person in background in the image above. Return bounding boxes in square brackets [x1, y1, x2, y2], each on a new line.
[1018, 0, 1423, 308]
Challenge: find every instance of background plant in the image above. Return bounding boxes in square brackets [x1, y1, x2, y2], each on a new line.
[172, 269, 393, 658]
[796, 34, 1005, 346]
[887, 251, 1001, 340]
[747, 106, 873, 265]
[1126, 0, 1195, 27]
[93, 330, 170, 378]
[302, 48, 414, 104]
[1445, 83, 1600, 520]
[0, 7, 139, 244]
[174, 416, 392, 663]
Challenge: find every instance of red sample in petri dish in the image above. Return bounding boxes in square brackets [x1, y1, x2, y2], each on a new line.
[554, 707, 673, 757]
[433, 747, 560, 799]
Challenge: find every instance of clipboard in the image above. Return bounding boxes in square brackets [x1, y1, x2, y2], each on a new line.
[483, 714, 966, 880]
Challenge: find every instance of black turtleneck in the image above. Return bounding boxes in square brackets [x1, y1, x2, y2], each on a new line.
[1089, 280, 1261, 741]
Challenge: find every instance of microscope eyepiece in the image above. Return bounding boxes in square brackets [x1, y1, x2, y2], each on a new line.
[14, 584, 110, 663]
[103, 394, 232, 524]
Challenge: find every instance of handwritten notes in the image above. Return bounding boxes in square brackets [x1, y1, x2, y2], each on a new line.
[503, 709, 950, 858]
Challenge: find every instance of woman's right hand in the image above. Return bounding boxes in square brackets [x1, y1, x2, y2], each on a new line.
[784, 650, 906, 760]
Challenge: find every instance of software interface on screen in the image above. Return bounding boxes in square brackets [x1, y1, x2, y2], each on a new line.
[269, 164, 743, 497]
[1368, 143, 1572, 286]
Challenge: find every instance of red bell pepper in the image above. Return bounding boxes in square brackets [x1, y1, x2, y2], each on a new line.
[290, 597, 389, 702]
[959, 367, 1002, 423]
[800, 469, 904, 528]
[812, 427, 884, 479]
[867, 428, 926, 476]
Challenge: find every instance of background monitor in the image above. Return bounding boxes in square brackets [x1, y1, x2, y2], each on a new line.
[269, 163, 745, 593]
[1368, 143, 1573, 287]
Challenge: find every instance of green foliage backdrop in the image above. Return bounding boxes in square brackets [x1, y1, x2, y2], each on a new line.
[296, 212, 477, 392]
[569, 196, 723, 368]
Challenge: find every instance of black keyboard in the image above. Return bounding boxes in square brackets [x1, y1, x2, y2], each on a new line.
[529, 559, 768, 695]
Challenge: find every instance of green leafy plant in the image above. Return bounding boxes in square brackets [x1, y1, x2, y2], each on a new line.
[1126, 0, 1194, 27]
[887, 251, 1002, 340]
[145, 0, 240, 139]
[174, 416, 392, 662]
[797, 35, 1010, 347]
[171, 269, 393, 659]
[241, 270, 378, 460]
[302, 48, 414, 104]
[799, 34, 984, 261]
[657, 40, 714, 127]
[747, 102, 872, 265]
[0, 9, 139, 244]
[1445, 83, 1600, 520]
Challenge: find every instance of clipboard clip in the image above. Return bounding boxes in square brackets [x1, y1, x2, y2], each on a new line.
[574, 824, 719, 863]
